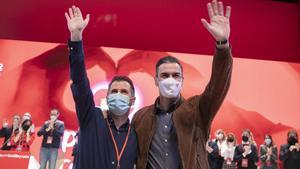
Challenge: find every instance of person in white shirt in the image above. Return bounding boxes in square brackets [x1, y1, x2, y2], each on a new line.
[221, 133, 237, 169]
[215, 129, 227, 169]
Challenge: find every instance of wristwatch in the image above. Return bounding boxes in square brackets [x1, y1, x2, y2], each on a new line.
[216, 39, 228, 45]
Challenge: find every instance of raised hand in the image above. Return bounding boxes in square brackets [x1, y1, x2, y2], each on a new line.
[201, 0, 231, 43]
[18, 125, 23, 134]
[27, 125, 34, 134]
[65, 5, 90, 41]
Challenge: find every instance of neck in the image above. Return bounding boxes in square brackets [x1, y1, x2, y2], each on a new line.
[111, 113, 128, 130]
[159, 95, 180, 111]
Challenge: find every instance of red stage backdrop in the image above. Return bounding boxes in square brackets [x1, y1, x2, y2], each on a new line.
[0, 39, 299, 168]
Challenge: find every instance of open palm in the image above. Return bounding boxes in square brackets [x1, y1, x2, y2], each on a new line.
[201, 0, 231, 42]
[65, 6, 90, 40]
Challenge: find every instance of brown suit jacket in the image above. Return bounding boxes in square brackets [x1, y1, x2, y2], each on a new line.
[132, 47, 233, 169]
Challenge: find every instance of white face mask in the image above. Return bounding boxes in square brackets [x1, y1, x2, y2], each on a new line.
[158, 77, 182, 98]
[265, 138, 272, 145]
[50, 115, 57, 122]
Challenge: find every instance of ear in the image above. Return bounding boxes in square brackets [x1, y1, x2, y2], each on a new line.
[130, 96, 136, 106]
[154, 76, 159, 87]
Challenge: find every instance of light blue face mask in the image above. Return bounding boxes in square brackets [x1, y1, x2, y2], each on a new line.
[265, 138, 272, 145]
[107, 93, 131, 116]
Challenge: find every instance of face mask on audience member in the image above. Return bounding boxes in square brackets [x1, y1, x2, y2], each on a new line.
[227, 138, 234, 143]
[288, 136, 297, 145]
[242, 135, 249, 142]
[50, 115, 57, 122]
[22, 120, 32, 131]
[227, 138, 234, 147]
[158, 77, 182, 98]
[107, 93, 130, 116]
[265, 138, 272, 145]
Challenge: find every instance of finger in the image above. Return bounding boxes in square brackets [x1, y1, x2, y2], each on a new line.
[64, 12, 71, 22]
[84, 14, 90, 24]
[68, 8, 74, 19]
[207, 3, 214, 19]
[201, 18, 211, 31]
[72, 5, 78, 17]
[218, 1, 224, 16]
[225, 6, 231, 19]
[212, 0, 219, 15]
[76, 7, 83, 18]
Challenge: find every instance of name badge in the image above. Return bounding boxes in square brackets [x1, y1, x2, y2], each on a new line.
[47, 136, 53, 144]
[242, 159, 248, 167]
[226, 158, 232, 165]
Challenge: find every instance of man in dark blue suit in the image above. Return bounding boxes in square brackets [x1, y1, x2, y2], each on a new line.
[65, 6, 137, 169]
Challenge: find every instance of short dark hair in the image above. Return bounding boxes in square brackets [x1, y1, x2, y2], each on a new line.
[288, 129, 298, 139]
[108, 75, 135, 96]
[155, 56, 183, 77]
[243, 129, 251, 135]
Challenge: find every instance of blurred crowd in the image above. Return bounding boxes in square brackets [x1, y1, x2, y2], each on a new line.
[0, 109, 65, 169]
[207, 129, 300, 169]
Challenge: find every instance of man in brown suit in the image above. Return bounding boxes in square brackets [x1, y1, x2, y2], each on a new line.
[132, 0, 233, 168]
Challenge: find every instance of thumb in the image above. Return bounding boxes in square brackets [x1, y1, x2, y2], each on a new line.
[85, 14, 90, 25]
[201, 18, 211, 31]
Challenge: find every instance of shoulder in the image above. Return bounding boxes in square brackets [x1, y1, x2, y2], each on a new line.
[260, 144, 266, 149]
[280, 144, 289, 149]
[211, 141, 218, 146]
[132, 104, 155, 124]
[251, 144, 258, 150]
[56, 120, 65, 126]
[174, 95, 202, 116]
[184, 95, 202, 106]
[236, 144, 243, 149]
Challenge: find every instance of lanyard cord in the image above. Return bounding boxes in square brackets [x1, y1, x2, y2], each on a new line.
[106, 119, 131, 169]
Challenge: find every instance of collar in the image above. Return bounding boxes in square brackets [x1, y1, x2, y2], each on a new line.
[107, 115, 130, 132]
[154, 95, 184, 114]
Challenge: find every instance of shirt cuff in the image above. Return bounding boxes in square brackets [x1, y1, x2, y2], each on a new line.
[68, 40, 84, 56]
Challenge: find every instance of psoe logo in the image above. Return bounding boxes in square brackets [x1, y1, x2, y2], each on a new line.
[0, 63, 3, 72]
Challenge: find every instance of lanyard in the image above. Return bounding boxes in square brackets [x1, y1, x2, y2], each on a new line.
[106, 119, 131, 169]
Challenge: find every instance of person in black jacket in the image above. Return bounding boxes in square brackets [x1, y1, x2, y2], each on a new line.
[37, 109, 65, 169]
[207, 135, 220, 169]
[259, 134, 278, 169]
[279, 129, 300, 169]
[234, 129, 258, 169]
[0, 115, 21, 150]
